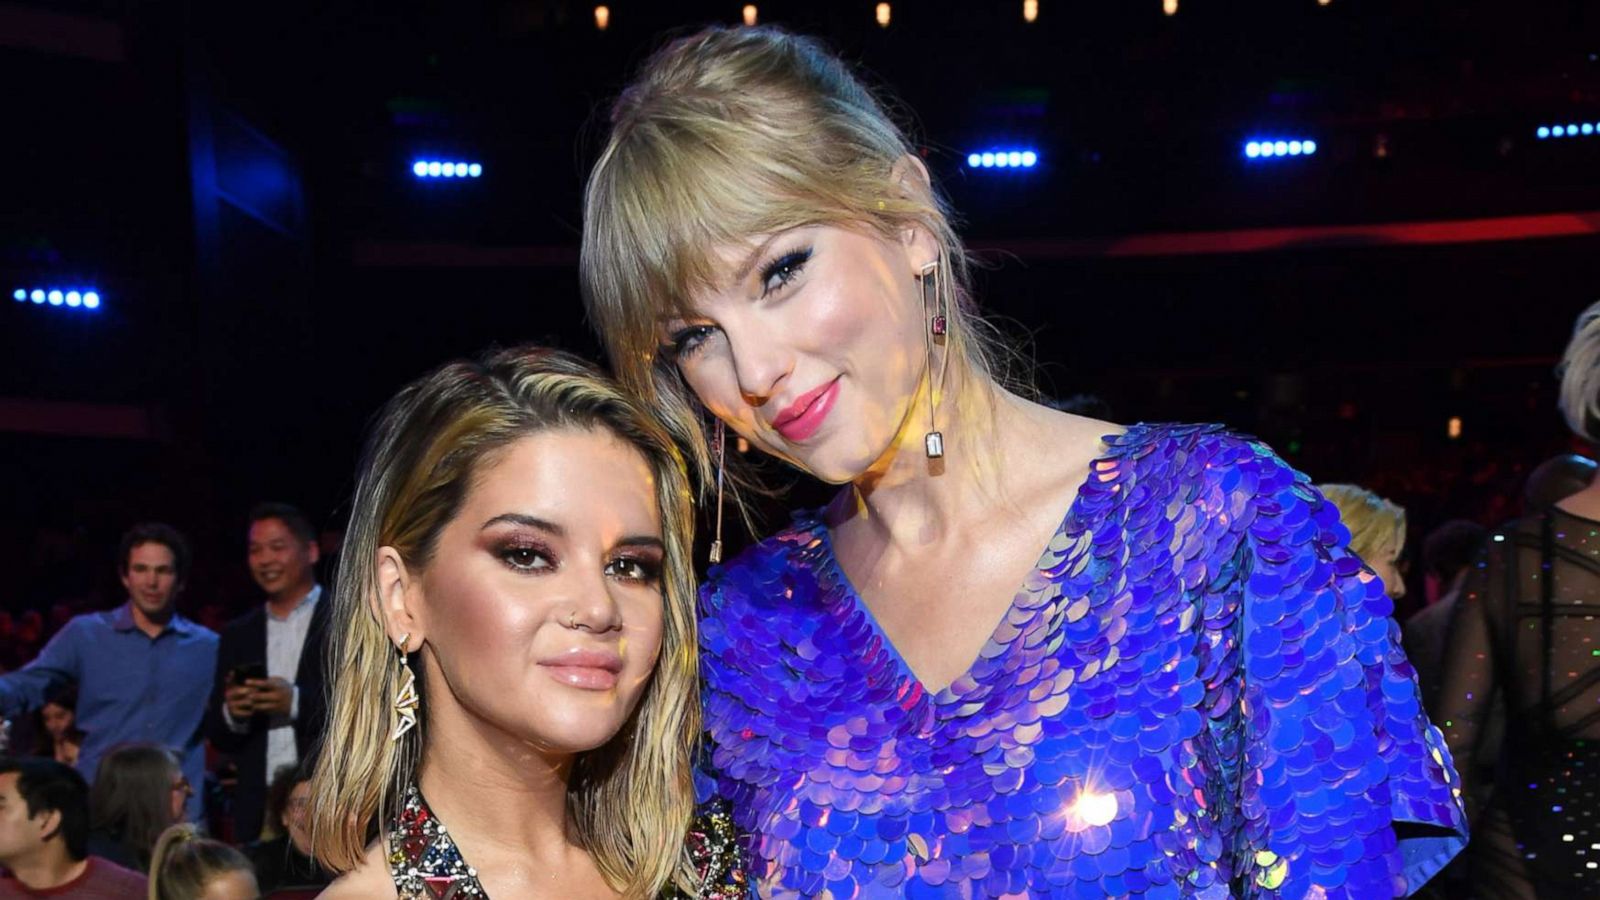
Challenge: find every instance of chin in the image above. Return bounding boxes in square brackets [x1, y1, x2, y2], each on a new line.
[523, 705, 636, 754]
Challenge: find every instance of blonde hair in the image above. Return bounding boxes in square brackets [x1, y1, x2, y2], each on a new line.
[307, 346, 700, 898]
[1319, 483, 1407, 567]
[1558, 300, 1600, 441]
[582, 25, 1013, 497]
[147, 825, 254, 900]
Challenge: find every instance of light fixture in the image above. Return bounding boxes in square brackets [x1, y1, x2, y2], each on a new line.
[1447, 417, 1462, 440]
[594, 5, 610, 30]
[14, 286, 102, 311]
[967, 148, 1040, 170]
[1537, 120, 1600, 139]
[412, 159, 484, 179]
[742, 4, 757, 26]
[876, 3, 890, 27]
[1163, 0, 1177, 15]
[1023, 0, 1039, 23]
[1244, 138, 1317, 160]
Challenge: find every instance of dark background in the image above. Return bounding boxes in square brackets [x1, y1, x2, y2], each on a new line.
[4, 0, 1598, 622]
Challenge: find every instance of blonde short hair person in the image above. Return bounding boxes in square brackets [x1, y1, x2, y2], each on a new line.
[582, 25, 1464, 897]
[1317, 483, 1408, 601]
[308, 347, 739, 899]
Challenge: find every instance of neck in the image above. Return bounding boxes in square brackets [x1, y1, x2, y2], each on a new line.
[414, 655, 582, 871]
[266, 580, 315, 617]
[840, 362, 1032, 547]
[5, 844, 86, 891]
[130, 602, 174, 638]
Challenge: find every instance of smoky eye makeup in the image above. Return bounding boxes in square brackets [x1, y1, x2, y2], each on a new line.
[758, 246, 813, 297]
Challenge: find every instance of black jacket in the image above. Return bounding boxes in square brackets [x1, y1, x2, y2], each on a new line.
[205, 594, 331, 842]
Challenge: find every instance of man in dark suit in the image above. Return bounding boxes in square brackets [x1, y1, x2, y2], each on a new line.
[207, 502, 331, 843]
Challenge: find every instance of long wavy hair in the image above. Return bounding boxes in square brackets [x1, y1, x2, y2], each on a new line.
[582, 25, 1020, 507]
[306, 346, 700, 898]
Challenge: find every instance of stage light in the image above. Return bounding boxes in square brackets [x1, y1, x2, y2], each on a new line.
[1585, 124, 1596, 135]
[1447, 416, 1462, 440]
[743, 4, 757, 26]
[1537, 126, 1550, 139]
[1024, 0, 1039, 23]
[1245, 137, 1316, 160]
[594, 5, 610, 30]
[967, 148, 1040, 170]
[876, 3, 890, 27]
[414, 158, 484, 179]
[1318, 0, 1331, 5]
[17, 287, 99, 311]
[1163, 0, 1177, 15]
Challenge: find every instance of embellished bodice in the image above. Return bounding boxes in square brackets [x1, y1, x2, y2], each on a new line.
[385, 784, 747, 899]
[698, 423, 1467, 898]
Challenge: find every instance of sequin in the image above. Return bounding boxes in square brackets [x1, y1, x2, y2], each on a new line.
[700, 423, 1466, 897]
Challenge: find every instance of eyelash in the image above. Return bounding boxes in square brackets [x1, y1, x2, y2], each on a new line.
[662, 245, 813, 363]
[498, 542, 661, 585]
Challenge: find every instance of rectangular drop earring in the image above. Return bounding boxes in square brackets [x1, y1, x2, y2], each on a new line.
[920, 257, 950, 459]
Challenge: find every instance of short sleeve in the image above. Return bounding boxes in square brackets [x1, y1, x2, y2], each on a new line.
[1233, 449, 1467, 897]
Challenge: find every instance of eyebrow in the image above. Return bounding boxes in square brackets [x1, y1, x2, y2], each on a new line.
[481, 513, 566, 536]
[727, 232, 784, 291]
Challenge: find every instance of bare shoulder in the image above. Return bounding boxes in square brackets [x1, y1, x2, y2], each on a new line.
[318, 841, 397, 899]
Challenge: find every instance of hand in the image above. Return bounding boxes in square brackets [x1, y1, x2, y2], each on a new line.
[224, 684, 257, 719]
[247, 677, 294, 717]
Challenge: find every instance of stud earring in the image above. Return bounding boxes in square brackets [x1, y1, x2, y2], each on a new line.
[389, 633, 419, 742]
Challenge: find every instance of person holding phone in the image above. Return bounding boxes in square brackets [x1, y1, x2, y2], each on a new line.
[206, 503, 332, 843]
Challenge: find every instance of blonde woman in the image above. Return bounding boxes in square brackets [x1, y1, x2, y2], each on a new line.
[1437, 300, 1600, 897]
[147, 825, 258, 900]
[309, 347, 742, 899]
[582, 25, 1465, 897]
[1317, 483, 1408, 602]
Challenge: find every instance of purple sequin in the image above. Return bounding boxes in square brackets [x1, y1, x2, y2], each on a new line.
[700, 423, 1467, 898]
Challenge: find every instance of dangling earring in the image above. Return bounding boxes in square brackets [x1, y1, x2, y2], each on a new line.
[708, 419, 727, 564]
[920, 257, 952, 459]
[389, 633, 419, 743]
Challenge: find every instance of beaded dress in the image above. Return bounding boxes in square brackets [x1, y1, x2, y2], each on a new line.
[386, 784, 746, 899]
[1436, 507, 1600, 898]
[698, 423, 1467, 898]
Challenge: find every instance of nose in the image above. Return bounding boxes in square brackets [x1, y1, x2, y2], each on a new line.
[563, 567, 624, 634]
[723, 318, 790, 408]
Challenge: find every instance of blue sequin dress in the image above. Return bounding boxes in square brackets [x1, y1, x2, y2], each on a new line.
[698, 423, 1467, 898]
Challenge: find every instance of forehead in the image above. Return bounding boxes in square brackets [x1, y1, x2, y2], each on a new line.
[249, 518, 296, 542]
[462, 428, 660, 535]
[128, 542, 175, 567]
[0, 772, 18, 797]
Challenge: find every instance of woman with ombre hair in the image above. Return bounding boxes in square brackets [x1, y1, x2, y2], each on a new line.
[583, 25, 1466, 898]
[308, 346, 742, 899]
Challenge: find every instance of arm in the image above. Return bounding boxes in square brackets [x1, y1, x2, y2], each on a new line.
[1229, 449, 1466, 897]
[206, 626, 254, 752]
[0, 618, 82, 718]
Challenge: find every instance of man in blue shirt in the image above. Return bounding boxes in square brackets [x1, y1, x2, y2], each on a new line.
[0, 523, 216, 824]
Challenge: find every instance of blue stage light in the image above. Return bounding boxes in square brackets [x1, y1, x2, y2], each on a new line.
[468, 163, 482, 177]
[83, 292, 100, 309]
[31, 290, 44, 303]
[1021, 151, 1037, 166]
[426, 162, 442, 176]
[1246, 142, 1261, 158]
[412, 161, 427, 176]
[47, 290, 63, 305]
[1245, 137, 1316, 160]
[967, 148, 1040, 171]
[413, 158, 485, 179]
[12, 289, 23, 302]
[1585, 124, 1596, 135]
[65, 291, 81, 307]
[1537, 126, 1551, 139]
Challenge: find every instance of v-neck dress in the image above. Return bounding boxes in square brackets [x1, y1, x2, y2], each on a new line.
[697, 423, 1467, 899]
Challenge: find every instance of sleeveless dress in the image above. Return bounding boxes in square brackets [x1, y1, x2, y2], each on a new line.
[1436, 507, 1600, 898]
[386, 784, 747, 899]
[698, 423, 1467, 898]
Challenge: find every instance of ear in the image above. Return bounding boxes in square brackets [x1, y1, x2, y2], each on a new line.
[35, 807, 63, 846]
[373, 546, 424, 650]
[307, 539, 322, 566]
[887, 154, 941, 267]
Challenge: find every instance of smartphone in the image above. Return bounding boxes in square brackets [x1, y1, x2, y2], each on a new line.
[229, 662, 268, 684]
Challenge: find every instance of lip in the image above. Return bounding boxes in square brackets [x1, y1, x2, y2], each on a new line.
[539, 648, 624, 691]
[771, 377, 841, 443]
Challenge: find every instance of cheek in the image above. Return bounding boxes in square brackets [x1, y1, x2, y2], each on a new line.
[427, 573, 544, 667]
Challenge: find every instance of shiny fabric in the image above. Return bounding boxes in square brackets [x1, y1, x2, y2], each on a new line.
[385, 784, 747, 899]
[699, 423, 1467, 898]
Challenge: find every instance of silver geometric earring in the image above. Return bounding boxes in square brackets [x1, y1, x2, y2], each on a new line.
[920, 257, 952, 459]
[389, 633, 419, 742]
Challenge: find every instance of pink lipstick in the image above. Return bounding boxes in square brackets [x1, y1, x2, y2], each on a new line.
[772, 378, 840, 443]
[539, 649, 623, 691]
